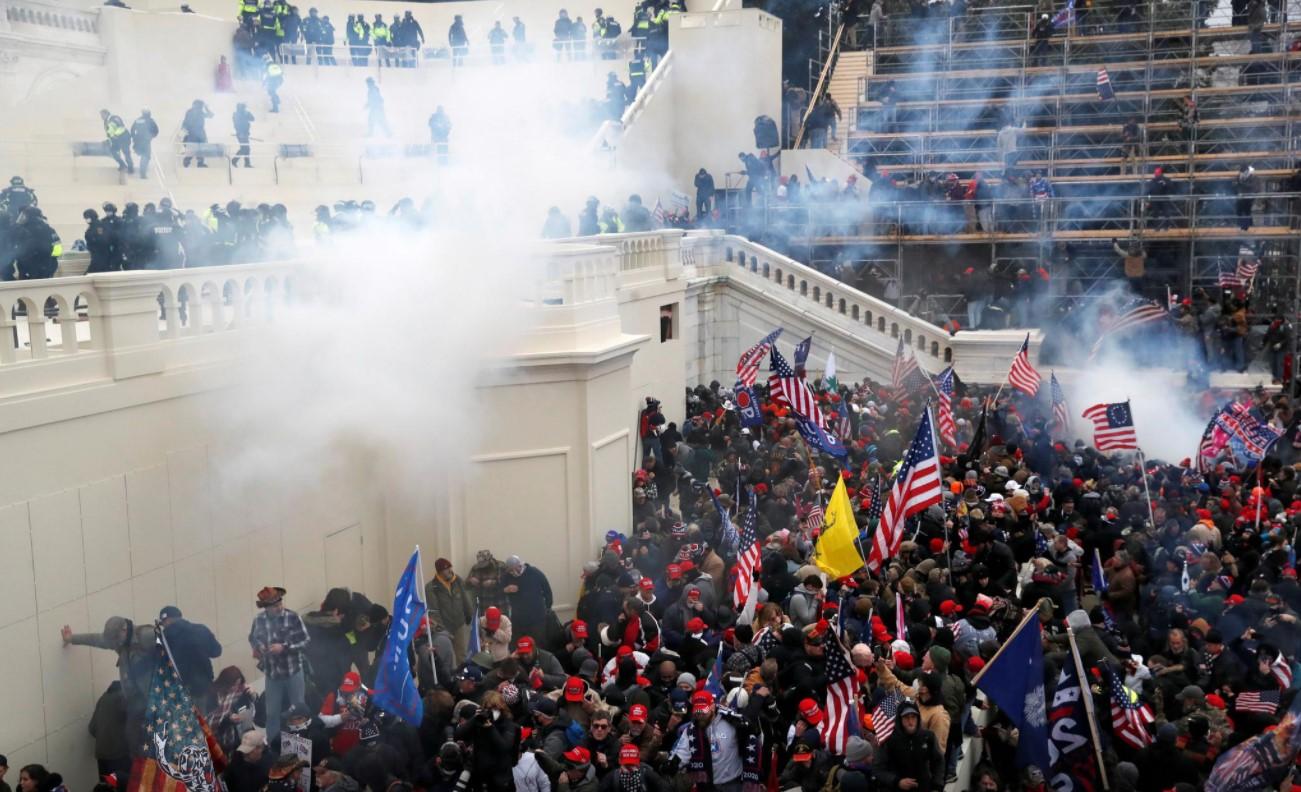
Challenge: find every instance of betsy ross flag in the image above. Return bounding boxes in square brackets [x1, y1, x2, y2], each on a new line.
[823, 635, 861, 754]
[732, 488, 762, 610]
[1104, 664, 1154, 749]
[1096, 67, 1115, 100]
[935, 367, 957, 448]
[130, 643, 223, 792]
[770, 346, 825, 426]
[1081, 401, 1139, 452]
[1050, 373, 1070, 438]
[868, 407, 943, 572]
[1007, 334, 1041, 396]
[737, 328, 782, 387]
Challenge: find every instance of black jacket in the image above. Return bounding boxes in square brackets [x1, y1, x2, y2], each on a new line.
[163, 618, 222, 696]
[507, 564, 554, 633]
[874, 702, 944, 792]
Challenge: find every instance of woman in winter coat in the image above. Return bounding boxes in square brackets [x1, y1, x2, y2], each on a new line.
[454, 691, 520, 791]
[206, 666, 257, 756]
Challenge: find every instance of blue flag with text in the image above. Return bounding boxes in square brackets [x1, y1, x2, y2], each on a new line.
[371, 549, 426, 726]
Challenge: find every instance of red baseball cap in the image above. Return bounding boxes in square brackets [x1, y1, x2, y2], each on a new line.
[639, 578, 655, 591]
[666, 563, 683, 580]
[562, 746, 591, 765]
[617, 645, 634, 658]
[516, 636, 535, 653]
[687, 588, 701, 601]
[571, 620, 589, 639]
[691, 690, 715, 713]
[628, 703, 648, 723]
[619, 744, 641, 767]
[798, 698, 824, 725]
[485, 606, 502, 630]
[687, 617, 706, 634]
[563, 677, 586, 702]
[339, 671, 361, 693]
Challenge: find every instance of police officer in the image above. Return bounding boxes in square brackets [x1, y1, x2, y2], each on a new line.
[302, 6, 322, 62]
[238, 0, 259, 23]
[96, 203, 124, 272]
[371, 13, 392, 66]
[0, 176, 37, 215]
[319, 13, 336, 64]
[258, 0, 280, 58]
[8, 207, 59, 281]
[118, 203, 143, 269]
[262, 54, 283, 112]
[628, 54, 647, 96]
[147, 204, 184, 270]
[83, 208, 116, 274]
[130, 110, 158, 180]
[233, 103, 255, 167]
[598, 206, 623, 234]
[100, 109, 134, 174]
[448, 14, 468, 66]
[182, 100, 214, 168]
[313, 206, 331, 242]
[427, 106, 451, 165]
[488, 21, 508, 64]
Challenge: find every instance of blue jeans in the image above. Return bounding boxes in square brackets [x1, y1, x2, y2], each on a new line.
[264, 670, 306, 747]
[967, 298, 986, 330]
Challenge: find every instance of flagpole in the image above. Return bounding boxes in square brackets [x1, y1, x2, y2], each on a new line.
[971, 599, 1044, 687]
[1136, 447, 1158, 531]
[1254, 461, 1264, 534]
[413, 545, 436, 687]
[1067, 624, 1111, 791]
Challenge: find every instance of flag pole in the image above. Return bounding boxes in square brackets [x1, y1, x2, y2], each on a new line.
[971, 599, 1044, 687]
[1066, 623, 1111, 791]
[1254, 460, 1264, 534]
[413, 544, 436, 686]
[1128, 399, 1159, 531]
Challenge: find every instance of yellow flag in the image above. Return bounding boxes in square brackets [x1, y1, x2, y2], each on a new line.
[812, 477, 864, 578]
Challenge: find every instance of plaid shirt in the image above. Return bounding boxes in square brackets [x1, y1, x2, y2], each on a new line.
[248, 607, 310, 679]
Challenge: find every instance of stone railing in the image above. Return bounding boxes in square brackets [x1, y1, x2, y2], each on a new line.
[600, 230, 684, 288]
[536, 243, 619, 307]
[1, 0, 99, 35]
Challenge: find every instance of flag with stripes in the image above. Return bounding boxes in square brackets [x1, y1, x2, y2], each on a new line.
[935, 367, 956, 448]
[891, 337, 927, 396]
[800, 496, 826, 535]
[1096, 67, 1115, 100]
[1050, 373, 1069, 438]
[708, 487, 739, 555]
[1081, 401, 1139, 452]
[732, 489, 761, 610]
[652, 199, 666, 227]
[1089, 300, 1169, 361]
[1210, 402, 1282, 468]
[864, 474, 884, 524]
[1219, 248, 1260, 288]
[1272, 654, 1294, 689]
[129, 644, 221, 792]
[823, 635, 861, 754]
[736, 328, 782, 388]
[755, 625, 781, 658]
[1104, 665, 1154, 750]
[770, 346, 825, 426]
[895, 594, 907, 638]
[1235, 689, 1281, 715]
[873, 691, 902, 743]
[1007, 334, 1041, 396]
[868, 408, 943, 572]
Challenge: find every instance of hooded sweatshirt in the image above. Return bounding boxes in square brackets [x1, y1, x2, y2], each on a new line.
[874, 701, 944, 792]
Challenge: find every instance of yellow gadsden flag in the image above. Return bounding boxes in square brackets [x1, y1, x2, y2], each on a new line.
[812, 476, 864, 578]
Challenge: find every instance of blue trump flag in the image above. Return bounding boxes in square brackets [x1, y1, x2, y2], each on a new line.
[974, 613, 1050, 772]
[1091, 548, 1108, 594]
[371, 549, 427, 725]
[795, 414, 848, 459]
[735, 381, 765, 428]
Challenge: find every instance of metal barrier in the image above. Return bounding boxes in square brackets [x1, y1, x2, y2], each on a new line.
[273, 37, 636, 75]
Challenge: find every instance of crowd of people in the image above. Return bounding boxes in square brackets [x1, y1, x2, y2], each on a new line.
[32, 364, 1301, 792]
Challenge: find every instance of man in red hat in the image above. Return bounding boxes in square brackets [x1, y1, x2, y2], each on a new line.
[604, 742, 670, 791]
[248, 586, 309, 748]
[478, 605, 512, 662]
[514, 635, 567, 692]
[668, 688, 760, 787]
[317, 671, 377, 757]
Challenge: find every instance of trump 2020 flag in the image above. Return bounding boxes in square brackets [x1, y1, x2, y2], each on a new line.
[973, 614, 1050, 771]
[1091, 548, 1108, 594]
[371, 548, 427, 725]
[735, 380, 765, 428]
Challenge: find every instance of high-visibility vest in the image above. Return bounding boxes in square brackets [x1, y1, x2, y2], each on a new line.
[105, 119, 127, 139]
[629, 59, 645, 78]
[313, 221, 330, 239]
[203, 209, 219, 232]
[372, 23, 390, 43]
[266, 63, 283, 78]
[352, 22, 365, 40]
[51, 241, 62, 258]
[239, 0, 257, 13]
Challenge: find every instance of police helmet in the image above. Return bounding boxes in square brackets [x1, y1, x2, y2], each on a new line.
[160, 197, 173, 208]
[83, 209, 98, 222]
[102, 202, 117, 214]
[360, 200, 376, 212]
[9, 176, 22, 186]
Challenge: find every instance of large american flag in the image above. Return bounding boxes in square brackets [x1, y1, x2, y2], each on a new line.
[873, 690, 902, 743]
[1007, 334, 1041, 396]
[864, 474, 884, 524]
[737, 328, 782, 387]
[770, 346, 825, 426]
[1050, 373, 1069, 438]
[823, 636, 860, 754]
[1081, 401, 1138, 452]
[799, 495, 826, 535]
[868, 408, 943, 572]
[732, 489, 761, 610]
[1219, 249, 1260, 288]
[890, 337, 928, 396]
[1236, 689, 1281, 715]
[935, 367, 956, 449]
[1089, 300, 1169, 360]
[1104, 665, 1154, 750]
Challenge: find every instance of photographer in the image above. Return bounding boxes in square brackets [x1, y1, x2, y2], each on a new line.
[452, 691, 520, 791]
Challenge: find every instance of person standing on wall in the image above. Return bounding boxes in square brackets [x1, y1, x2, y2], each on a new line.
[129, 110, 157, 180]
[248, 586, 310, 752]
[694, 167, 715, 218]
[448, 14, 468, 67]
[488, 21, 508, 65]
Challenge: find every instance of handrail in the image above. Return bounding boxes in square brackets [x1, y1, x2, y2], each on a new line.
[585, 49, 675, 155]
[792, 18, 847, 150]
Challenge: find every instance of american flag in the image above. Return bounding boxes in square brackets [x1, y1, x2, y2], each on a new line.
[1096, 67, 1115, 100]
[732, 489, 762, 610]
[1272, 654, 1293, 689]
[1219, 250, 1260, 288]
[1050, 373, 1069, 438]
[890, 337, 926, 396]
[864, 475, 884, 524]
[755, 625, 781, 658]
[873, 691, 902, 743]
[1236, 689, 1281, 715]
[935, 367, 956, 448]
[130, 644, 223, 792]
[1104, 665, 1154, 750]
[1007, 334, 1041, 396]
[1089, 300, 1169, 360]
[770, 346, 826, 426]
[895, 594, 906, 638]
[800, 496, 826, 535]
[1081, 401, 1139, 452]
[737, 328, 782, 388]
[823, 636, 861, 754]
[652, 199, 666, 227]
[868, 408, 943, 572]
[708, 487, 739, 555]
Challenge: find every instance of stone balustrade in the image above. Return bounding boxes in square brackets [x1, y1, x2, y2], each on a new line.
[1, 0, 99, 35]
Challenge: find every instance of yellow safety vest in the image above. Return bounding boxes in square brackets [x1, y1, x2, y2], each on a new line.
[267, 63, 283, 77]
[240, 0, 257, 13]
[106, 119, 126, 139]
[51, 242, 62, 258]
[372, 24, 390, 43]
